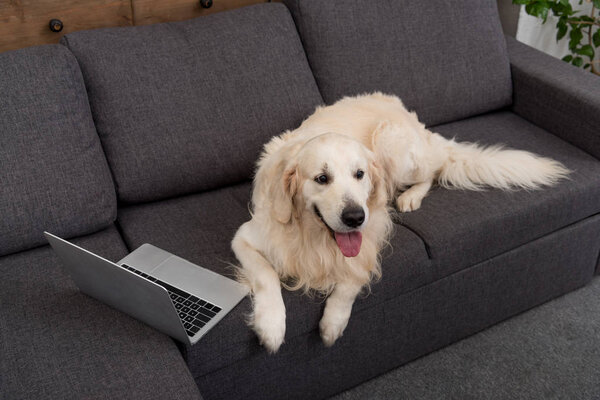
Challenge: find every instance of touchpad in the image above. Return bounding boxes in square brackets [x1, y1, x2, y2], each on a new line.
[152, 256, 219, 292]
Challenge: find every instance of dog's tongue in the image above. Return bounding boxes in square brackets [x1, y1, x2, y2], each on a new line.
[334, 231, 363, 258]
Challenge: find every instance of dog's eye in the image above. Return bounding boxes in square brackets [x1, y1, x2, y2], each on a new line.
[356, 169, 364, 180]
[315, 174, 328, 184]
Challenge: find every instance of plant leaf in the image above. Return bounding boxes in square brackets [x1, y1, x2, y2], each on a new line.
[594, 0, 600, 9]
[561, 2, 574, 15]
[540, 2, 550, 22]
[569, 27, 584, 50]
[573, 56, 584, 67]
[525, 2, 550, 22]
[525, 3, 535, 15]
[551, 2, 563, 14]
[562, 54, 573, 62]
[577, 44, 595, 59]
[553, 1, 573, 15]
[557, 20, 568, 40]
[593, 29, 600, 47]
[512, 0, 529, 4]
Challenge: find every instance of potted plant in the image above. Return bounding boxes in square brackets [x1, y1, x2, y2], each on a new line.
[514, 0, 600, 75]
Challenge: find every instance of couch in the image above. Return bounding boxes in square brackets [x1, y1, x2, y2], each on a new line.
[2, 1, 599, 399]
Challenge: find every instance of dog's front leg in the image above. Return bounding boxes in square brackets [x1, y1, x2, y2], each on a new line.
[396, 179, 432, 212]
[232, 225, 286, 353]
[319, 281, 363, 347]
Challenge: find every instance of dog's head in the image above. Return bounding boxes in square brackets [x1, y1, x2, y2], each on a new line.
[266, 132, 387, 258]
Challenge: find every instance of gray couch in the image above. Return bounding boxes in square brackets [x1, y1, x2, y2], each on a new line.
[2, 1, 599, 399]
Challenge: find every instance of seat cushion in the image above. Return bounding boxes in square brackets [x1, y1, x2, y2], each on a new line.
[282, 0, 512, 126]
[121, 191, 600, 399]
[395, 111, 600, 276]
[0, 45, 116, 256]
[0, 226, 201, 400]
[117, 181, 431, 376]
[62, 3, 323, 204]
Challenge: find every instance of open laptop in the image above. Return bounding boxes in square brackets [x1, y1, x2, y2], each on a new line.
[44, 232, 249, 345]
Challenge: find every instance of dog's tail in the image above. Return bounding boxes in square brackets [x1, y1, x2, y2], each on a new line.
[437, 139, 571, 191]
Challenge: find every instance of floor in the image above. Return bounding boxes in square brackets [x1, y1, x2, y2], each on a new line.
[331, 276, 600, 400]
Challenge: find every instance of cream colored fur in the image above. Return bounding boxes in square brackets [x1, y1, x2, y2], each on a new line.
[232, 92, 569, 353]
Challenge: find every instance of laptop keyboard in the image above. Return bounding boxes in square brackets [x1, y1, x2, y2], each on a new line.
[121, 264, 222, 337]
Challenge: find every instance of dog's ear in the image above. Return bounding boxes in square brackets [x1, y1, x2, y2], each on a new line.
[271, 165, 298, 224]
[367, 160, 388, 208]
[254, 135, 303, 224]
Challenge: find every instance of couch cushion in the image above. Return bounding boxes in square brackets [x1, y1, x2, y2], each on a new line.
[395, 111, 600, 275]
[0, 226, 201, 400]
[117, 181, 431, 375]
[0, 45, 116, 256]
[282, 0, 512, 126]
[62, 3, 323, 204]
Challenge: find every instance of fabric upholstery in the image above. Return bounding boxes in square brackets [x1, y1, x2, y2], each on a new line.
[195, 215, 600, 400]
[0, 45, 116, 256]
[61, 4, 323, 204]
[116, 181, 431, 376]
[0, 226, 202, 400]
[282, 0, 512, 126]
[395, 111, 600, 274]
[507, 36, 600, 160]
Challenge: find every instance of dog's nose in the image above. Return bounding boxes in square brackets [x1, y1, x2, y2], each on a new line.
[341, 206, 365, 228]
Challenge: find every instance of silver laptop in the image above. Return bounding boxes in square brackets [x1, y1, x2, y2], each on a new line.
[44, 231, 249, 345]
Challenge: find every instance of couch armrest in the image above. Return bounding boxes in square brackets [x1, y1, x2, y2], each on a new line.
[506, 36, 600, 160]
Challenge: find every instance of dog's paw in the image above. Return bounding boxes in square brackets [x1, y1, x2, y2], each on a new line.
[396, 192, 423, 212]
[252, 303, 286, 353]
[319, 314, 350, 347]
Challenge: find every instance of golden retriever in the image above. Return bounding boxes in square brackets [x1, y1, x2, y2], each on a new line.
[232, 93, 569, 353]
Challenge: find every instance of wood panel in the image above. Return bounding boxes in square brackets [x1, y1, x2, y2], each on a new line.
[131, 0, 270, 26]
[0, 0, 132, 53]
[0, 0, 280, 53]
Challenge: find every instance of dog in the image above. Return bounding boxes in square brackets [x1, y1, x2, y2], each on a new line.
[232, 92, 569, 353]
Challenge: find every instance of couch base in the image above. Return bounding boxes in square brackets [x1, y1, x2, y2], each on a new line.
[193, 214, 600, 400]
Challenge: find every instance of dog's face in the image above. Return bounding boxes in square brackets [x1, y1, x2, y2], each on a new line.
[289, 133, 383, 257]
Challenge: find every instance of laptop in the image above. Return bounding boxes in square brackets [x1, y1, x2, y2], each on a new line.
[44, 231, 249, 345]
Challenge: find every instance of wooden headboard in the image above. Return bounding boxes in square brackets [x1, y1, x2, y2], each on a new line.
[0, 0, 275, 53]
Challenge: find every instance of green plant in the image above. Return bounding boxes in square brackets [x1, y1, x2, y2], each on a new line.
[514, 0, 600, 75]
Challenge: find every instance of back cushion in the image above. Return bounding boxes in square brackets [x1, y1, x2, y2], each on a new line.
[62, 4, 323, 204]
[283, 0, 512, 127]
[0, 45, 116, 256]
